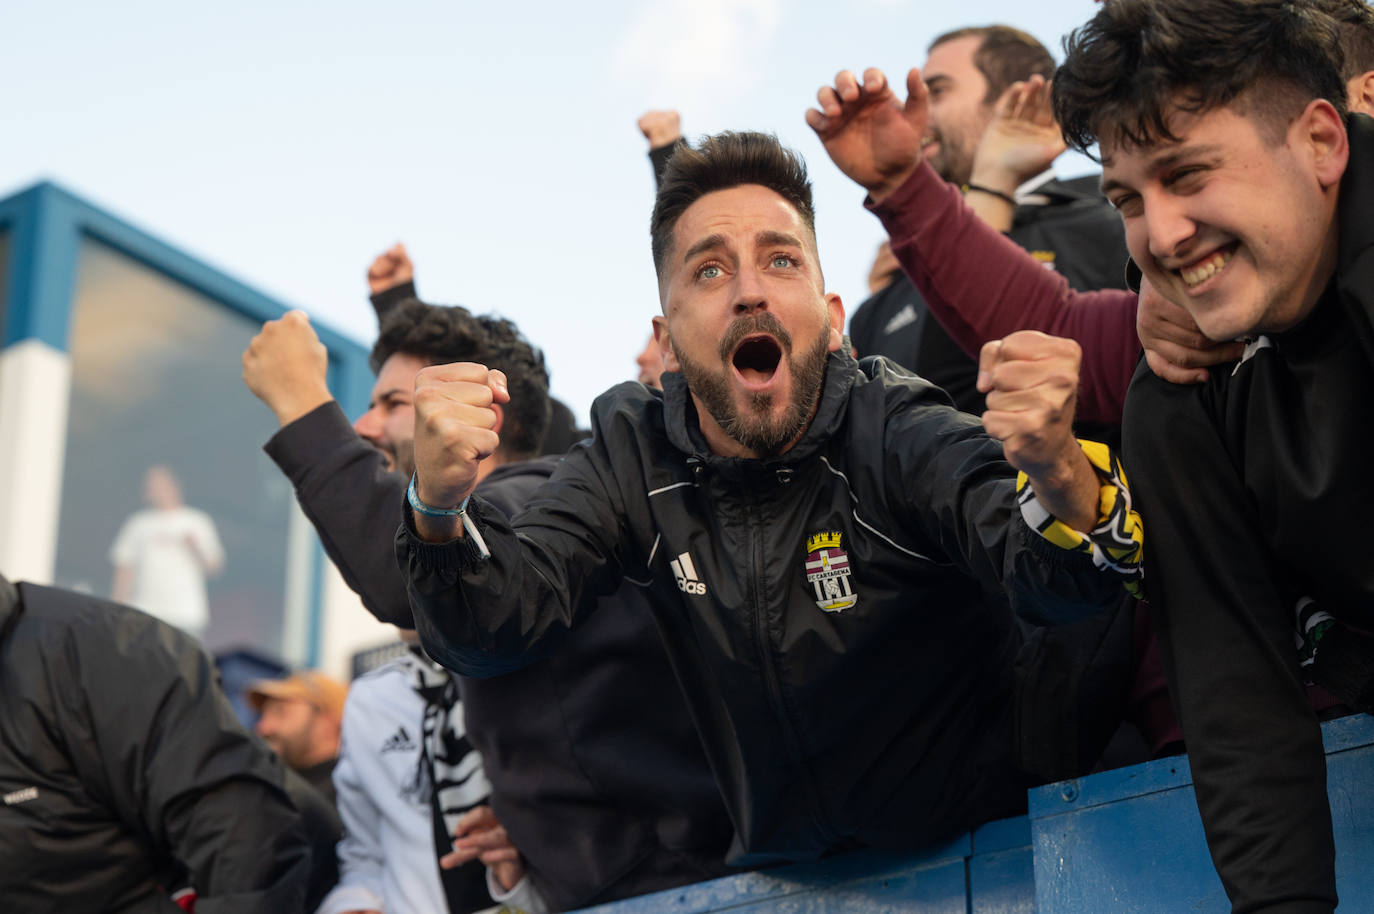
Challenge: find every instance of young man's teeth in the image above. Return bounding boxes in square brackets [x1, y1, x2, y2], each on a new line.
[1181, 250, 1233, 287]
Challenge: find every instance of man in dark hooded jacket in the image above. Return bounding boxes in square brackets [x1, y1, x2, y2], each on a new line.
[0, 573, 310, 912]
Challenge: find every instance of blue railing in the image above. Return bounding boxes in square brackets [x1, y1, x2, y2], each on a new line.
[573, 714, 1373, 912]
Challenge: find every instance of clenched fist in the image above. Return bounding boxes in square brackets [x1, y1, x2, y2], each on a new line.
[637, 109, 682, 150]
[978, 330, 1098, 532]
[242, 311, 333, 426]
[366, 243, 414, 295]
[412, 363, 510, 532]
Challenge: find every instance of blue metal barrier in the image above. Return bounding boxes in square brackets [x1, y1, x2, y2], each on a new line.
[1030, 713, 1374, 912]
[571, 714, 1373, 913]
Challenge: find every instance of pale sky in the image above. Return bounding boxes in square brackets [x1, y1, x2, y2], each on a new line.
[2, 0, 1105, 423]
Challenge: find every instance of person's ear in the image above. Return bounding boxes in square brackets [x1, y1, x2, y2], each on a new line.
[1347, 70, 1374, 119]
[652, 315, 679, 371]
[825, 293, 846, 353]
[1298, 98, 1349, 189]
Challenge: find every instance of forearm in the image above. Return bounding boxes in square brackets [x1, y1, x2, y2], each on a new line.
[265, 402, 418, 627]
[1024, 446, 1100, 534]
[869, 162, 1139, 425]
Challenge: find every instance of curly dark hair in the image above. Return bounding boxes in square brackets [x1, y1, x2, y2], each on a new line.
[650, 131, 816, 284]
[1318, 0, 1374, 78]
[1053, 0, 1347, 156]
[370, 298, 551, 458]
[929, 25, 1056, 104]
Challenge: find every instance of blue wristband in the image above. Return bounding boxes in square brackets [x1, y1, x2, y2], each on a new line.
[407, 474, 470, 517]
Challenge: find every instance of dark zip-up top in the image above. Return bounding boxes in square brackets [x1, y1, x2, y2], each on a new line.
[398, 349, 1129, 864]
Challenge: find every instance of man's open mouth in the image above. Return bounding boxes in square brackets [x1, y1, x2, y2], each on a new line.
[1178, 242, 1239, 289]
[731, 335, 784, 386]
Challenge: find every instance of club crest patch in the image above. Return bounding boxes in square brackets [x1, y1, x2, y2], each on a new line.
[804, 531, 857, 613]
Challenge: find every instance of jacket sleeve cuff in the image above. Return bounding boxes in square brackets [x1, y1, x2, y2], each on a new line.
[399, 495, 493, 572]
[262, 400, 355, 477]
[1016, 440, 1144, 598]
[370, 279, 418, 319]
[485, 869, 548, 913]
[865, 161, 956, 240]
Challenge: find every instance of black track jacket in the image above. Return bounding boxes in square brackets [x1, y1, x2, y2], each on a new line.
[398, 349, 1132, 864]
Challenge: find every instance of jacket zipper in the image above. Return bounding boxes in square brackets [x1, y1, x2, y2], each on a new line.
[745, 487, 837, 846]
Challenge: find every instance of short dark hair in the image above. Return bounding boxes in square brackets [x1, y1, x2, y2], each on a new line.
[371, 299, 551, 458]
[1053, 0, 1348, 155]
[1317, 0, 1374, 78]
[650, 131, 816, 281]
[929, 25, 1056, 104]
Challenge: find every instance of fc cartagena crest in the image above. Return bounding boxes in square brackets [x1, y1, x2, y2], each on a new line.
[804, 531, 857, 613]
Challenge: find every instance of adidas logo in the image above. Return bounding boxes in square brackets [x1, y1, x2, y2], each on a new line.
[3, 786, 38, 806]
[381, 726, 416, 753]
[670, 552, 706, 596]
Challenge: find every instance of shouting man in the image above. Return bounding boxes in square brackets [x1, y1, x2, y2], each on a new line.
[397, 130, 1142, 863]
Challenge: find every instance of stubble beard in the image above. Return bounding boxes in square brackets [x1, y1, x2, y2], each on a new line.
[676, 313, 832, 458]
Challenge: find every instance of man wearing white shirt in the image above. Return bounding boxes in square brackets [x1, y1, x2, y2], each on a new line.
[110, 464, 224, 639]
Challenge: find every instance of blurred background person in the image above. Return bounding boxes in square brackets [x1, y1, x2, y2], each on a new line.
[109, 464, 225, 640]
[248, 670, 347, 806]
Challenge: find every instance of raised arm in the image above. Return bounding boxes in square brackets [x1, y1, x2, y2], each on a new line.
[807, 66, 1138, 425]
[244, 311, 415, 627]
[400, 372, 635, 676]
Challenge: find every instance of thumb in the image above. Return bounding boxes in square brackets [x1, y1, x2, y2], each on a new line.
[903, 67, 928, 128]
[977, 339, 1003, 393]
[488, 370, 511, 404]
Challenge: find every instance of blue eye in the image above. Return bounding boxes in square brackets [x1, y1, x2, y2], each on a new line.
[698, 264, 722, 280]
[772, 255, 794, 268]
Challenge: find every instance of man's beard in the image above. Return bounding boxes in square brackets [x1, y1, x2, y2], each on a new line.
[675, 312, 831, 458]
[374, 437, 416, 480]
[926, 127, 974, 186]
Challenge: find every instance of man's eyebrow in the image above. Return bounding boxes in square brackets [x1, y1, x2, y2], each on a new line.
[682, 233, 728, 264]
[757, 230, 803, 250]
[375, 386, 409, 401]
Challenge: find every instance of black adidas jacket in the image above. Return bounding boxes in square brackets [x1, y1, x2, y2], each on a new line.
[398, 349, 1132, 864]
[0, 577, 310, 912]
[266, 405, 733, 911]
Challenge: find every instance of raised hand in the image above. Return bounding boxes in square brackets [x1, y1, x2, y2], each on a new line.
[978, 330, 1097, 532]
[412, 362, 509, 527]
[242, 310, 333, 426]
[969, 75, 1067, 196]
[637, 109, 682, 150]
[366, 243, 414, 295]
[806, 67, 928, 202]
[1137, 276, 1245, 383]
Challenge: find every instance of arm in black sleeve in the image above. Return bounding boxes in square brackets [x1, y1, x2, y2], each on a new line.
[1122, 365, 1335, 913]
[265, 400, 415, 627]
[398, 410, 637, 678]
[649, 141, 684, 187]
[882, 369, 1135, 626]
[65, 607, 311, 911]
[370, 279, 419, 320]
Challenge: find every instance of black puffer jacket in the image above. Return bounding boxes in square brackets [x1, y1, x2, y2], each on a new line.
[0, 576, 309, 912]
[399, 349, 1132, 864]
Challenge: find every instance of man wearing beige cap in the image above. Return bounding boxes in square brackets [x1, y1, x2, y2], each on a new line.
[248, 670, 348, 805]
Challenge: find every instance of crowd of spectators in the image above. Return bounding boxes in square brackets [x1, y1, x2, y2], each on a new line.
[2, 2, 1372, 913]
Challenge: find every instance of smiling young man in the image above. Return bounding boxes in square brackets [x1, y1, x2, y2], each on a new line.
[398, 131, 1143, 864]
[1047, 2, 1374, 911]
